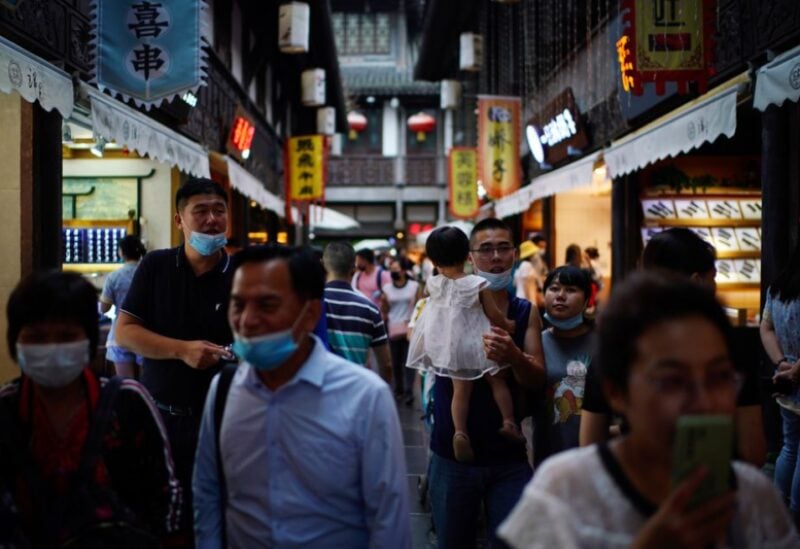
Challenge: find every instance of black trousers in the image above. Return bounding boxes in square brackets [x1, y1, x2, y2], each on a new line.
[160, 411, 201, 547]
[390, 337, 415, 396]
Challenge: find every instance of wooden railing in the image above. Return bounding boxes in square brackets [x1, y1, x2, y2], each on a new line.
[328, 154, 444, 186]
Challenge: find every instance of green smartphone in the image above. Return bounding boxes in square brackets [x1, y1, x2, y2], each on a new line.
[671, 415, 734, 509]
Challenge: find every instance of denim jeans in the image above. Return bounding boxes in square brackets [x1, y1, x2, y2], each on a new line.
[428, 452, 532, 548]
[775, 406, 800, 511]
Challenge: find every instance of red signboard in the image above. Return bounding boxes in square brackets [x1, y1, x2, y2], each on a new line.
[226, 108, 256, 160]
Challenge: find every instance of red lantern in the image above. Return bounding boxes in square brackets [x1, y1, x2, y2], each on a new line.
[408, 112, 436, 142]
[347, 111, 367, 140]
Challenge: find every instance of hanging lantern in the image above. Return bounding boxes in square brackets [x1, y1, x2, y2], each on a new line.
[317, 107, 336, 136]
[347, 111, 367, 140]
[301, 68, 326, 106]
[459, 32, 483, 72]
[440, 80, 462, 110]
[278, 2, 310, 53]
[408, 112, 436, 142]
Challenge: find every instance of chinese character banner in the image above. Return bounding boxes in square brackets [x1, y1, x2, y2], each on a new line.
[92, 0, 209, 108]
[478, 96, 521, 199]
[621, 0, 715, 95]
[448, 148, 479, 219]
[286, 135, 326, 201]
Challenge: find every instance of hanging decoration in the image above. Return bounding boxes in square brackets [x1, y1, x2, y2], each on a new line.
[440, 80, 462, 110]
[347, 111, 367, 140]
[301, 68, 326, 106]
[620, 0, 715, 95]
[459, 32, 483, 72]
[448, 147, 480, 219]
[284, 135, 327, 224]
[316, 107, 336, 136]
[92, 0, 210, 109]
[407, 112, 436, 142]
[278, 2, 310, 54]
[477, 95, 521, 199]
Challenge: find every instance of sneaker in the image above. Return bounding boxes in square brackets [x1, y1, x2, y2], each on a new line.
[453, 432, 475, 463]
[498, 420, 526, 443]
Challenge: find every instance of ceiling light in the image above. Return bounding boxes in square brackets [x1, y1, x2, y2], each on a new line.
[90, 136, 108, 158]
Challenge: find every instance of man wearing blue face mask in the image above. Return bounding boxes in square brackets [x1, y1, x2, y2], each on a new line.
[427, 217, 546, 548]
[116, 177, 235, 545]
[193, 245, 411, 548]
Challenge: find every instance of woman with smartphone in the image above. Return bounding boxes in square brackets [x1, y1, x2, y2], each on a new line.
[499, 272, 796, 548]
[761, 239, 800, 522]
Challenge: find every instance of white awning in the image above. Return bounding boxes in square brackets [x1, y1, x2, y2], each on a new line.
[754, 44, 800, 111]
[494, 152, 600, 219]
[85, 83, 210, 178]
[604, 78, 743, 178]
[225, 156, 292, 217]
[309, 205, 360, 230]
[0, 36, 73, 118]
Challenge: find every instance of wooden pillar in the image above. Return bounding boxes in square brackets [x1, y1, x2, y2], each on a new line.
[29, 103, 63, 272]
[611, 172, 642, 282]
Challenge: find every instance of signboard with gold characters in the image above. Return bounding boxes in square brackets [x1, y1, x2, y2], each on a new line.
[478, 95, 521, 199]
[448, 147, 479, 219]
[621, 0, 715, 95]
[286, 135, 325, 201]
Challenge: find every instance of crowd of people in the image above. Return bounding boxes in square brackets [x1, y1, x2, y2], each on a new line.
[0, 176, 797, 548]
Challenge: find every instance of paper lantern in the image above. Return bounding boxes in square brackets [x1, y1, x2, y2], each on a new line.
[278, 2, 310, 53]
[459, 32, 483, 72]
[317, 107, 336, 136]
[440, 80, 462, 110]
[301, 68, 326, 106]
[347, 111, 367, 140]
[408, 112, 436, 142]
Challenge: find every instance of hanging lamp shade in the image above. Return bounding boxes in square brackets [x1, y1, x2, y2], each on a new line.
[301, 68, 326, 106]
[278, 2, 310, 53]
[347, 111, 367, 140]
[317, 107, 336, 135]
[408, 112, 436, 142]
[459, 32, 483, 72]
[440, 80, 462, 110]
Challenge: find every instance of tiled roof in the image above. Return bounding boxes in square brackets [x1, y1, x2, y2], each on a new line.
[340, 66, 439, 96]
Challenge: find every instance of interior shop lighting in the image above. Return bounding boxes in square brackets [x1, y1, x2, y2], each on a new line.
[90, 136, 108, 158]
[366, 96, 376, 104]
[182, 92, 199, 107]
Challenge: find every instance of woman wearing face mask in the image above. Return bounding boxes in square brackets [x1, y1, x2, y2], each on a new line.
[0, 271, 180, 547]
[535, 266, 593, 465]
[381, 258, 420, 404]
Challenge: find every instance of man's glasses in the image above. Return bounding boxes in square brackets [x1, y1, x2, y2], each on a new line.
[470, 245, 515, 258]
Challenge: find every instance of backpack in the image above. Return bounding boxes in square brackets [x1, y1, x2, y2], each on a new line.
[7, 377, 159, 548]
[355, 267, 386, 299]
[213, 363, 240, 546]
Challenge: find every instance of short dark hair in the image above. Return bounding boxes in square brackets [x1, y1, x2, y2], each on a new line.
[585, 246, 599, 260]
[531, 234, 546, 245]
[641, 228, 715, 277]
[7, 271, 100, 361]
[595, 272, 734, 394]
[234, 244, 325, 300]
[355, 248, 375, 264]
[565, 244, 582, 267]
[119, 235, 146, 261]
[543, 265, 592, 299]
[175, 177, 228, 212]
[323, 242, 356, 277]
[470, 218, 514, 246]
[426, 226, 470, 267]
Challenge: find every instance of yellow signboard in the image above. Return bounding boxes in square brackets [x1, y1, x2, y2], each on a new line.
[286, 135, 325, 201]
[478, 96, 521, 199]
[448, 148, 479, 219]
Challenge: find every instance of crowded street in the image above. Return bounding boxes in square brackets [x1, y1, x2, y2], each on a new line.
[1, 0, 800, 548]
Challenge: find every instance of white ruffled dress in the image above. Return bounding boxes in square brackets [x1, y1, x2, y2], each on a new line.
[406, 274, 505, 380]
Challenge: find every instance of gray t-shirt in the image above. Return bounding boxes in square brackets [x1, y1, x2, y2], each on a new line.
[539, 329, 594, 460]
[101, 262, 138, 347]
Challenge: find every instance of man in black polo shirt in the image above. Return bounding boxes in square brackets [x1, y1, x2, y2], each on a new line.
[116, 177, 234, 544]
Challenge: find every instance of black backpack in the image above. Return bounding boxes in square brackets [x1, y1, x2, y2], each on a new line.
[5, 377, 159, 548]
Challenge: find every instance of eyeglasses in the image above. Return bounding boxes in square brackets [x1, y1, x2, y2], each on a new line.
[470, 245, 515, 258]
[641, 369, 742, 400]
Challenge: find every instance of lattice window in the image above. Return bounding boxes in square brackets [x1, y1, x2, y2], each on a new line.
[332, 13, 392, 56]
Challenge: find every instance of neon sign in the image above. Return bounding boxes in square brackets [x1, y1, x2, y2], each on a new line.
[228, 114, 255, 160]
[616, 35, 635, 93]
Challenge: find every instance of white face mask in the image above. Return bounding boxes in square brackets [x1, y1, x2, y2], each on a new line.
[16, 340, 89, 388]
[475, 267, 513, 291]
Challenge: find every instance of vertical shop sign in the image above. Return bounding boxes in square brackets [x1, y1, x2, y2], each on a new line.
[93, 0, 208, 108]
[478, 95, 521, 199]
[285, 135, 327, 223]
[448, 148, 479, 219]
[621, 0, 715, 95]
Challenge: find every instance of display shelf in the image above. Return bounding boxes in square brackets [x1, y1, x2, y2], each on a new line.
[642, 219, 760, 228]
[715, 282, 761, 290]
[62, 263, 123, 274]
[716, 251, 761, 260]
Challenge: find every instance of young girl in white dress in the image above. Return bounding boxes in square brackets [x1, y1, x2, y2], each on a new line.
[407, 226, 525, 462]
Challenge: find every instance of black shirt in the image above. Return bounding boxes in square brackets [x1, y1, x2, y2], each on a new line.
[120, 246, 234, 410]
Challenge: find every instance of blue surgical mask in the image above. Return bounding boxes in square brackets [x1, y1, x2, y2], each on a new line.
[475, 268, 513, 291]
[17, 340, 89, 388]
[188, 231, 227, 256]
[232, 304, 309, 371]
[544, 312, 584, 331]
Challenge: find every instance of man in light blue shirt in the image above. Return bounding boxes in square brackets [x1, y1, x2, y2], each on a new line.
[193, 245, 411, 548]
